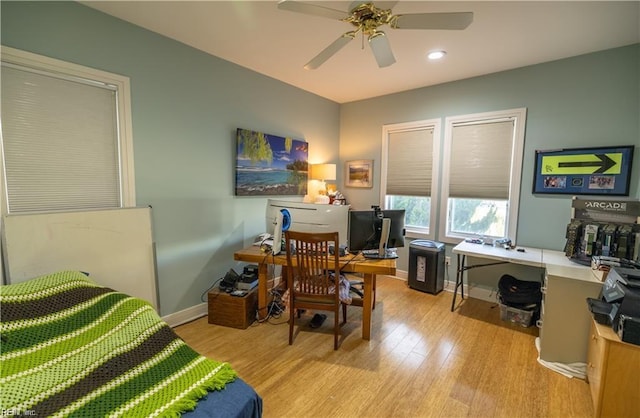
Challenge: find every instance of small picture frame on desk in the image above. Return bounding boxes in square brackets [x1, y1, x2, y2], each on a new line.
[345, 160, 373, 188]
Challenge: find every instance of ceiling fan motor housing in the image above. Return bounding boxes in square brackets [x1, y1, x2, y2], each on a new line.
[345, 2, 393, 35]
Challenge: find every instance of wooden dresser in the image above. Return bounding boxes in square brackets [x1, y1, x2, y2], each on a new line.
[586, 318, 640, 417]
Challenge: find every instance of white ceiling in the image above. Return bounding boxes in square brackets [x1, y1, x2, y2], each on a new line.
[82, 1, 640, 104]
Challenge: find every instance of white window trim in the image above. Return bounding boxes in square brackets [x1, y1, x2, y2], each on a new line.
[0, 46, 136, 215]
[438, 108, 527, 244]
[381, 118, 441, 241]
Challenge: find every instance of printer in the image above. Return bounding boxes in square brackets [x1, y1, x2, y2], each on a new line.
[588, 267, 640, 345]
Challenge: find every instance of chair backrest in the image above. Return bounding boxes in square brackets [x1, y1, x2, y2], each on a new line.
[284, 230, 340, 300]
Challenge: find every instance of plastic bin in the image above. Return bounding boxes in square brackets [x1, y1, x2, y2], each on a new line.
[408, 240, 445, 294]
[499, 303, 535, 327]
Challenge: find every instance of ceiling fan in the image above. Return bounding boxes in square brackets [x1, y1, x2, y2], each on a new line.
[277, 0, 473, 69]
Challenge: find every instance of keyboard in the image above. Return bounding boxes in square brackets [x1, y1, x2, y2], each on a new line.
[362, 249, 398, 259]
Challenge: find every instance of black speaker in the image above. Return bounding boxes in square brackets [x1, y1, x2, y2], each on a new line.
[617, 315, 640, 345]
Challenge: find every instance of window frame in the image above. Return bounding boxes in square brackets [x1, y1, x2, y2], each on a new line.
[438, 108, 527, 244]
[0, 46, 136, 215]
[380, 118, 441, 240]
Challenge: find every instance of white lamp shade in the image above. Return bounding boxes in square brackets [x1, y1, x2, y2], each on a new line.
[310, 163, 336, 181]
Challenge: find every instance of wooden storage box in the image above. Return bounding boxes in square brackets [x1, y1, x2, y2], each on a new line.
[208, 288, 258, 329]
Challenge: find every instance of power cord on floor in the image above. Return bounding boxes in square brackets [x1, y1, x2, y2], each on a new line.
[252, 286, 288, 326]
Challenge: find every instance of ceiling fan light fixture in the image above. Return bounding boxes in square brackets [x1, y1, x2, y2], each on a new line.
[427, 50, 446, 60]
[368, 31, 396, 68]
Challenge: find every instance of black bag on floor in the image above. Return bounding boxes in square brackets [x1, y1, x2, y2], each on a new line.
[498, 274, 542, 308]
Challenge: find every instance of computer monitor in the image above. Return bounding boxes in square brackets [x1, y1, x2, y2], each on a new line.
[348, 208, 405, 258]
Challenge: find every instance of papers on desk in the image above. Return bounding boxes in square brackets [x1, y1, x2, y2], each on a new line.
[253, 233, 273, 246]
[453, 241, 544, 267]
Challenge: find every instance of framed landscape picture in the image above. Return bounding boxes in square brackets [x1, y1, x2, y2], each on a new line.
[345, 160, 373, 188]
[235, 128, 308, 196]
[532, 145, 634, 196]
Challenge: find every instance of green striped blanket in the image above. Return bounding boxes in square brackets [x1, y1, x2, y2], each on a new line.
[0, 271, 237, 417]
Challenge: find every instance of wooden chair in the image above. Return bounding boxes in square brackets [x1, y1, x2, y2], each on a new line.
[284, 230, 347, 350]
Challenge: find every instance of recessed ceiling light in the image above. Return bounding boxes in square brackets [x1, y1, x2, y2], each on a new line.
[427, 50, 447, 60]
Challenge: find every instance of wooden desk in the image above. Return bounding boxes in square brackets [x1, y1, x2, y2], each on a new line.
[234, 246, 396, 340]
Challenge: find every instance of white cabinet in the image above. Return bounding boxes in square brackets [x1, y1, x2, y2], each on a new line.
[538, 262, 603, 364]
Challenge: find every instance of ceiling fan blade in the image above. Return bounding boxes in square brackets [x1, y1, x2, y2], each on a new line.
[391, 12, 473, 30]
[368, 32, 396, 68]
[304, 32, 356, 70]
[278, 0, 347, 21]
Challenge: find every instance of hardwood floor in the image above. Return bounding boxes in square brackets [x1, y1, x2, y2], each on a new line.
[174, 276, 593, 418]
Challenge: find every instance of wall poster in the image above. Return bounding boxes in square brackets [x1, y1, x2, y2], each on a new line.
[532, 145, 634, 196]
[235, 128, 308, 196]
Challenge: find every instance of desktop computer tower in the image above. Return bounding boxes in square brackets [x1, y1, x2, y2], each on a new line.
[408, 240, 445, 294]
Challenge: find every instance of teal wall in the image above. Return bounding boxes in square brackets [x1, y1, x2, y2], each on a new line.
[2, 2, 638, 310]
[1, 1, 341, 316]
[341, 44, 640, 272]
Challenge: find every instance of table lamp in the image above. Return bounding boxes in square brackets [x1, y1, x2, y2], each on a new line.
[310, 163, 336, 204]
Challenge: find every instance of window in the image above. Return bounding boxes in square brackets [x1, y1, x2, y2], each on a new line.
[439, 108, 526, 243]
[381, 119, 441, 239]
[0, 46, 135, 214]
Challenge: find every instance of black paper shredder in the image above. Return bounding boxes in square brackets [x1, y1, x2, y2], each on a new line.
[408, 240, 446, 294]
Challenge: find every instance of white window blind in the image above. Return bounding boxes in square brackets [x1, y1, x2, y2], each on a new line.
[386, 128, 434, 197]
[1, 62, 122, 213]
[449, 120, 514, 199]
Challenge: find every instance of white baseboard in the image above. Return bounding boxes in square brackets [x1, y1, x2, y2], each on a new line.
[468, 285, 499, 303]
[162, 272, 497, 327]
[382, 271, 498, 305]
[394, 269, 408, 280]
[443, 280, 498, 304]
[162, 302, 207, 328]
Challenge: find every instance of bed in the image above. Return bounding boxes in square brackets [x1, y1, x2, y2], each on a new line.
[0, 270, 262, 417]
